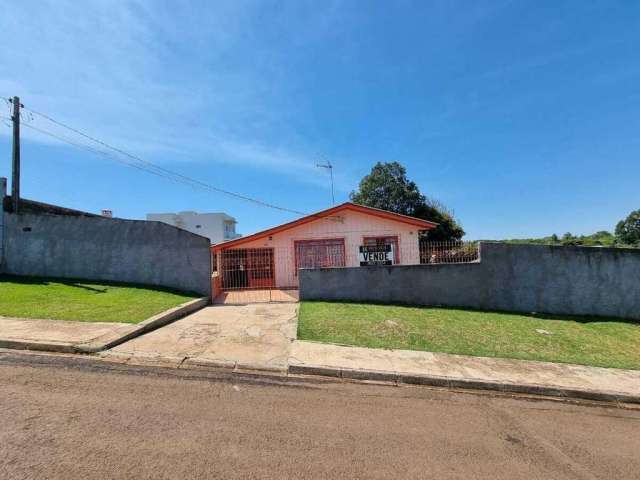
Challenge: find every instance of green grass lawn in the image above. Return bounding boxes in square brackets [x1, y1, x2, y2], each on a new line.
[0, 275, 200, 324]
[298, 301, 640, 370]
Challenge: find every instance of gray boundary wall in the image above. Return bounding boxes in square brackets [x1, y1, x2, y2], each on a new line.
[300, 242, 640, 319]
[1, 210, 211, 296]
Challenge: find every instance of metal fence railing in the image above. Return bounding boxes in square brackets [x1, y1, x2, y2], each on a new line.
[212, 240, 480, 292]
[419, 240, 479, 264]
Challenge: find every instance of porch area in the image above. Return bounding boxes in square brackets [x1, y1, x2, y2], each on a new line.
[210, 241, 479, 304]
[213, 288, 299, 305]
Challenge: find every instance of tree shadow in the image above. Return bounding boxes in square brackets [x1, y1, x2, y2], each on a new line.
[66, 283, 108, 293]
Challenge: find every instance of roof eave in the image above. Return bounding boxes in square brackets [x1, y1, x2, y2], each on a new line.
[212, 202, 438, 251]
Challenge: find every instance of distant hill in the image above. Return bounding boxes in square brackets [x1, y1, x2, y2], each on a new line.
[496, 231, 633, 247]
[489, 208, 640, 248]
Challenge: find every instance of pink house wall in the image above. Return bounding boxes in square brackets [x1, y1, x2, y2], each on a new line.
[223, 210, 423, 288]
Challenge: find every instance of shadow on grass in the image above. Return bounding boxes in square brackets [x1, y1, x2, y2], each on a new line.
[301, 300, 640, 326]
[0, 274, 201, 297]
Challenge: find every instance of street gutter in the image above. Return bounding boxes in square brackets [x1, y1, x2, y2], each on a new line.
[288, 364, 640, 405]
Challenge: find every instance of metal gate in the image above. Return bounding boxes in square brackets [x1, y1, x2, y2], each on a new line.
[219, 248, 275, 290]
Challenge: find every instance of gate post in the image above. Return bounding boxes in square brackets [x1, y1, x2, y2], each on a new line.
[210, 246, 219, 303]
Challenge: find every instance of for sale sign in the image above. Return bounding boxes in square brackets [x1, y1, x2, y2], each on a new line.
[358, 244, 395, 266]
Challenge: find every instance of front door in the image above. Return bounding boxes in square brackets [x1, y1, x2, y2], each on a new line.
[246, 248, 275, 288]
[221, 248, 275, 289]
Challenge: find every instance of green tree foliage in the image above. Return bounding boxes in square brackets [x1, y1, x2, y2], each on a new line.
[349, 162, 464, 240]
[615, 209, 640, 245]
[500, 210, 640, 248]
[503, 231, 619, 247]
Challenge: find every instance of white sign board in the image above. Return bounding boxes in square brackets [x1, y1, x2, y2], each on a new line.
[358, 244, 395, 266]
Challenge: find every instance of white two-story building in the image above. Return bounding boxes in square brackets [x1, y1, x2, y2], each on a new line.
[146, 211, 241, 244]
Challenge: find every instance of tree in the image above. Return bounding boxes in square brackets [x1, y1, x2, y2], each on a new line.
[349, 161, 465, 240]
[561, 232, 574, 246]
[615, 209, 640, 245]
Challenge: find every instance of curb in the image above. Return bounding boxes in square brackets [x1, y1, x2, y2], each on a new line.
[0, 349, 305, 388]
[0, 339, 77, 354]
[0, 297, 209, 354]
[288, 364, 640, 405]
[1, 347, 636, 406]
[110, 353, 289, 376]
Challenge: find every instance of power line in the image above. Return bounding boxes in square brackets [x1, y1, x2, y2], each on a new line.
[10, 118, 348, 228]
[20, 103, 307, 216]
[20, 122, 233, 193]
[2, 97, 12, 116]
[11, 115, 222, 208]
[6, 104, 346, 224]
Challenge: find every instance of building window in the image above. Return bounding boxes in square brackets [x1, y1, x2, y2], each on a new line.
[294, 239, 346, 274]
[363, 236, 400, 263]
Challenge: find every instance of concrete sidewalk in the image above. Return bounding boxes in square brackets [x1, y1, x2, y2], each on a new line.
[0, 317, 133, 353]
[0, 298, 208, 353]
[289, 341, 640, 403]
[10, 298, 636, 404]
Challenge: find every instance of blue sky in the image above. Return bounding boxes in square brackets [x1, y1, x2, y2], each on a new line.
[1, 0, 639, 239]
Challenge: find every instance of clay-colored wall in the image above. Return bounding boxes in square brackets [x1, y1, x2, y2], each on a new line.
[224, 210, 422, 287]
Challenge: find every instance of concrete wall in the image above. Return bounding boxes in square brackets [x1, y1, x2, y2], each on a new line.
[1, 209, 211, 296]
[300, 242, 640, 320]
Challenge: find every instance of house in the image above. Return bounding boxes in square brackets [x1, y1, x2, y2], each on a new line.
[146, 211, 241, 244]
[212, 202, 437, 291]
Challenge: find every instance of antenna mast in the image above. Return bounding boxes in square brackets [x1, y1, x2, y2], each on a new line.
[316, 160, 335, 205]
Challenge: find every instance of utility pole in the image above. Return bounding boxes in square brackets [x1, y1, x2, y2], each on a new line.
[10, 96, 21, 213]
[316, 160, 335, 205]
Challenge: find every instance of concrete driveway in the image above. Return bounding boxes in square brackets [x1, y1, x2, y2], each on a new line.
[105, 303, 298, 373]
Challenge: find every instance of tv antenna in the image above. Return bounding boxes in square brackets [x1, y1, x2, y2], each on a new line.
[316, 160, 335, 205]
